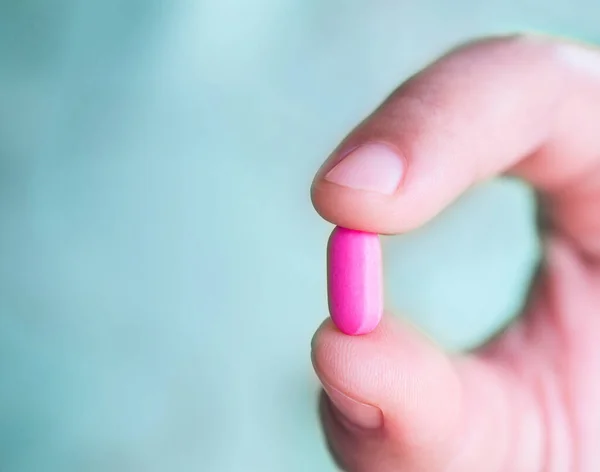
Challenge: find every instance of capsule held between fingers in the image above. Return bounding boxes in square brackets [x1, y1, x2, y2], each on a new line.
[327, 226, 383, 335]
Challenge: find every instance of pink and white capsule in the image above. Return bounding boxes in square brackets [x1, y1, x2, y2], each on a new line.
[327, 226, 383, 335]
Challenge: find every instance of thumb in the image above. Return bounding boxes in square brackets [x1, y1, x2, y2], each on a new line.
[312, 315, 463, 471]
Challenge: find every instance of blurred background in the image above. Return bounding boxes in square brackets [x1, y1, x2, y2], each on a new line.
[0, 1, 598, 471]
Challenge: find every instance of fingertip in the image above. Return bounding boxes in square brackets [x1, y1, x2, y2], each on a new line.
[310, 178, 403, 233]
[311, 318, 392, 434]
[310, 141, 441, 234]
[312, 315, 463, 467]
[311, 140, 412, 233]
[311, 315, 451, 410]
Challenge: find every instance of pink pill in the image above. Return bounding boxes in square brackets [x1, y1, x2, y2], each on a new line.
[327, 226, 383, 335]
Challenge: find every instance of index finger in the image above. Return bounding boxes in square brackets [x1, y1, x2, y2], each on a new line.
[311, 35, 600, 258]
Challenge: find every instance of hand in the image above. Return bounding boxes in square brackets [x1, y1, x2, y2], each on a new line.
[310, 35, 600, 471]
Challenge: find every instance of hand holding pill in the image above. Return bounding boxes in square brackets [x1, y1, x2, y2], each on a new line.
[311, 35, 600, 471]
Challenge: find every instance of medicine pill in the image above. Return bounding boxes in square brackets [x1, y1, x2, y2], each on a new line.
[327, 226, 383, 335]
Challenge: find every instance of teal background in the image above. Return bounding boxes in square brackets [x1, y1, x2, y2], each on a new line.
[0, 1, 596, 471]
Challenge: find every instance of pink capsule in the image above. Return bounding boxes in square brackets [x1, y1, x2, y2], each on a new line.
[327, 226, 383, 335]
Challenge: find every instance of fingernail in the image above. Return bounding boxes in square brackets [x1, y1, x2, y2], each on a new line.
[557, 42, 600, 77]
[324, 143, 405, 194]
[321, 380, 383, 431]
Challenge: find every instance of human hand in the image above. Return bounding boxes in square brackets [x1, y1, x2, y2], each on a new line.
[311, 35, 600, 471]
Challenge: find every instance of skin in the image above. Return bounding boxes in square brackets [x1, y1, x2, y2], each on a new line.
[310, 35, 600, 471]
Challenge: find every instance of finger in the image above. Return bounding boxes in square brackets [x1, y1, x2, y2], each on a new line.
[312, 315, 462, 471]
[312, 316, 545, 471]
[311, 35, 600, 258]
